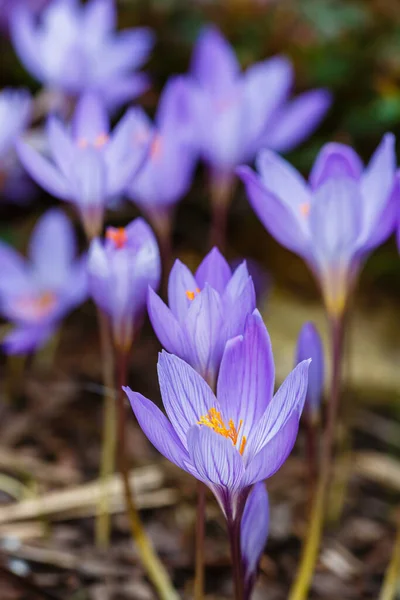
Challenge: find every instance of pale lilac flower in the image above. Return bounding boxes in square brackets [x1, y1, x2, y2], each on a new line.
[17, 92, 149, 239]
[88, 218, 160, 351]
[125, 311, 309, 522]
[238, 135, 399, 316]
[0, 209, 87, 354]
[296, 322, 324, 420]
[188, 25, 331, 176]
[147, 247, 256, 386]
[126, 77, 198, 229]
[11, 0, 154, 109]
[241, 482, 269, 599]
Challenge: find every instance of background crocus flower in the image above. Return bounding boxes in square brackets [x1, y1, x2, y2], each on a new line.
[126, 76, 198, 235]
[147, 247, 256, 386]
[296, 322, 324, 421]
[88, 218, 161, 352]
[238, 135, 399, 317]
[11, 0, 154, 110]
[188, 25, 331, 176]
[0, 209, 87, 354]
[125, 311, 309, 522]
[17, 93, 149, 239]
[0, 88, 33, 203]
[0, 0, 50, 31]
[241, 482, 269, 600]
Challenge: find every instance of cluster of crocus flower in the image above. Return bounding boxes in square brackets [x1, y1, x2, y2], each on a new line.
[0, 209, 87, 354]
[17, 93, 149, 239]
[11, 0, 154, 110]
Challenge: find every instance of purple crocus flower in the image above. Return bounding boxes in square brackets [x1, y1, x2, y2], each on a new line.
[88, 218, 160, 351]
[241, 482, 269, 600]
[17, 93, 149, 239]
[188, 25, 331, 176]
[0, 88, 33, 202]
[147, 247, 256, 386]
[0, 209, 87, 354]
[11, 0, 154, 109]
[296, 322, 324, 421]
[238, 135, 399, 316]
[125, 311, 309, 523]
[126, 77, 198, 234]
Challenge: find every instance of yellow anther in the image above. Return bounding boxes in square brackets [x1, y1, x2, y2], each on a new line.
[198, 408, 246, 455]
[300, 202, 310, 217]
[186, 287, 200, 301]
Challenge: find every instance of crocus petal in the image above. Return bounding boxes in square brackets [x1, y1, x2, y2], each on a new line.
[68, 148, 106, 233]
[360, 133, 396, 242]
[83, 0, 116, 37]
[237, 165, 309, 257]
[10, 5, 45, 82]
[187, 425, 245, 491]
[100, 73, 150, 109]
[157, 351, 216, 448]
[362, 169, 400, 252]
[124, 387, 191, 471]
[2, 323, 56, 355]
[156, 76, 199, 145]
[222, 275, 256, 343]
[184, 284, 223, 380]
[241, 482, 269, 596]
[244, 360, 310, 463]
[223, 261, 251, 303]
[17, 140, 70, 200]
[29, 209, 76, 290]
[296, 323, 324, 417]
[242, 414, 299, 486]
[195, 247, 231, 294]
[147, 288, 185, 356]
[87, 238, 111, 314]
[0, 242, 31, 297]
[72, 92, 109, 143]
[191, 25, 239, 93]
[266, 89, 332, 153]
[217, 311, 275, 441]
[310, 143, 363, 189]
[168, 259, 198, 321]
[255, 148, 310, 211]
[46, 116, 75, 177]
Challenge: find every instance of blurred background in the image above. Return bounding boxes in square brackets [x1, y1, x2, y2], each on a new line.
[0, 1, 400, 599]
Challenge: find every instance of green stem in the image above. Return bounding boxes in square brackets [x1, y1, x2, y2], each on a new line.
[379, 516, 400, 600]
[116, 350, 179, 600]
[194, 481, 206, 600]
[289, 315, 345, 600]
[95, 309, 116, 549]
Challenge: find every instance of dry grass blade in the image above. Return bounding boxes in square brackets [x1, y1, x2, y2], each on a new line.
[354, 452, 400, 491]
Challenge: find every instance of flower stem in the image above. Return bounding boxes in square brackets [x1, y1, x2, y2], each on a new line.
[379, 514, 400, 600]
[116, 349, 179, 600]
[288, 314, 345, 600]
[227, 516, 245, 600]
[194, 481, 206, 600]
[209, 170, 235, 252]
[95, 309, 116, 549]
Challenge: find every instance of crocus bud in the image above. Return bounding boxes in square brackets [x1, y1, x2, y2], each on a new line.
[296, 322, 324, 421]
[241, 482, 269, 599]
[88, 218, 160, 352]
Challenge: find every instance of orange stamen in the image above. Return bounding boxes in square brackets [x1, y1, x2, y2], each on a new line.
[300, 202, 310, 217]
[94, 133, 109, 148]
[150, 135, 163, 159]
[77, 138, 89, 149]
[106, 227, 128, 249]
[186, 287, 200, 301]
[198, 408, 247, 455]
[17, 291, 57, 318]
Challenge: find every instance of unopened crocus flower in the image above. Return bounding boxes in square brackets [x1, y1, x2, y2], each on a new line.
[189, 25, 331, 177]
[88, 218, 160, 352]
[11, 0, 154, 109]
[126, 77, 198, 236]
[296, 322, 324, 421]
[0, 88, 33, 202]
[238, 135, 399, 317]
[17, 93, 149, 239]
[125, 311, 309, 523]
[147, 247, 256, 386]
[241, 482, 269, 600]
[0, 209, 87, 354]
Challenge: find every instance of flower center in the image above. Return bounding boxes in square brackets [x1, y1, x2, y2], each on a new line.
[106, 227, 127, 249]
[300, 202, 310, 217]
[198, 408, 247, 455]
[16, 291, 57, 318]
[186, 287, 200, 301]
[77, 133, 109, 150]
